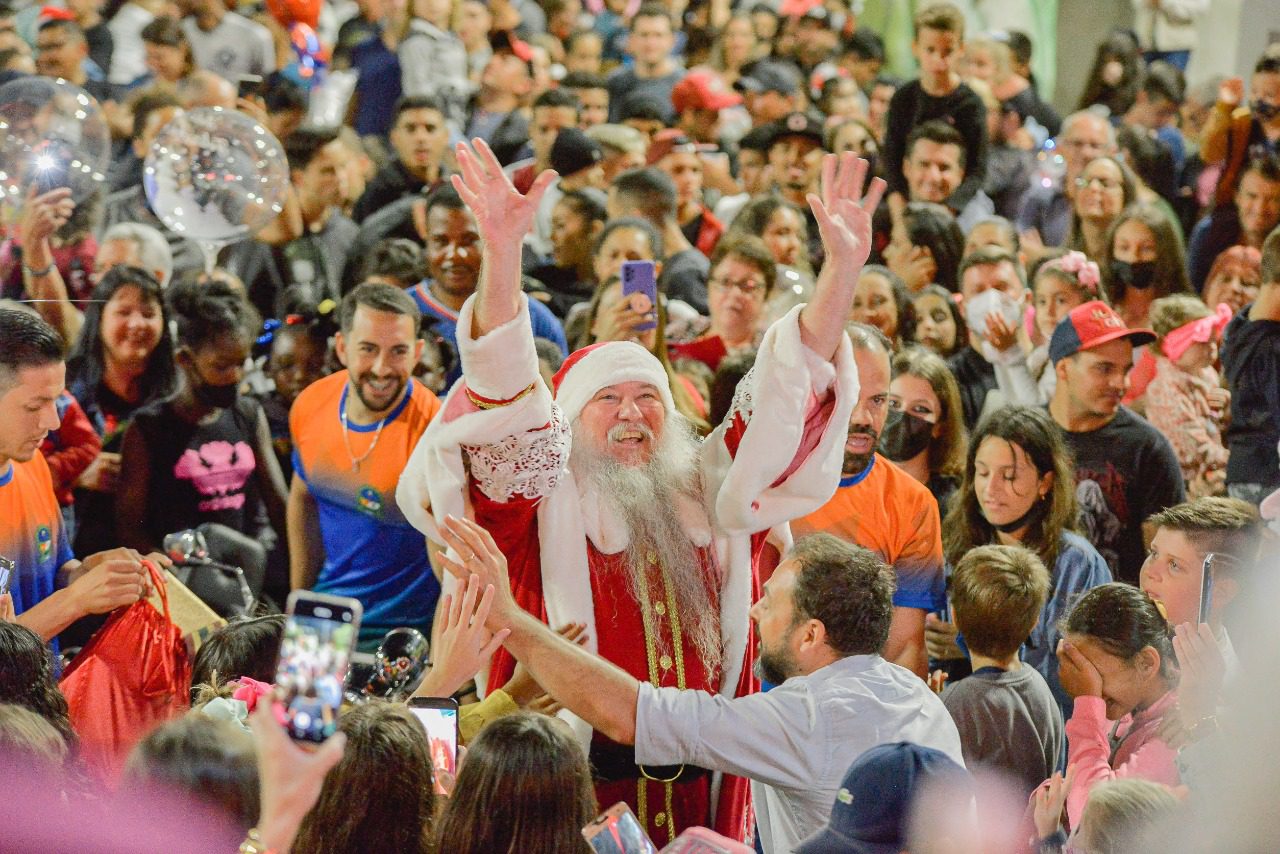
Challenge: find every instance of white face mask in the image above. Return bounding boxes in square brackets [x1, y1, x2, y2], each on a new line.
[964, 287, 1023, 334]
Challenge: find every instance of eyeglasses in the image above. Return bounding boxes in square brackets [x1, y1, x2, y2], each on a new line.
[709, 276, 765, 295]
[1075, 175, 1122, 191]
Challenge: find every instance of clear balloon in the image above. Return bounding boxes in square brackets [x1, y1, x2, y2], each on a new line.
[0, 77, 111, 222]
[143, 107, 289, 250]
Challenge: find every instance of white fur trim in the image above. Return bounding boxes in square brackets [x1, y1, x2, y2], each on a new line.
[554, 341, 676, 425]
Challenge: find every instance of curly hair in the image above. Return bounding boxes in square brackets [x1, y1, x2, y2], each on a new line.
[0, 622, 76, 750]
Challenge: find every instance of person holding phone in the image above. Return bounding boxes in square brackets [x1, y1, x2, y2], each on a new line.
[398, 143, 884, 846]
[1139, 497, 1263, 659]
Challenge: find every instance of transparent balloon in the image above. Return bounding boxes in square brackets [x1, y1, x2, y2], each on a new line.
[143, 107, 289, 271]
[0, 77, 111, 225]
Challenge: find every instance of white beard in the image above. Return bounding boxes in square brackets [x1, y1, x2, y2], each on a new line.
[569, 412, 723, 669]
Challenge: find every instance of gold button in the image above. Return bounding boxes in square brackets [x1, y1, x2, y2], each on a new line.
[647, 552, 658, 564]
[654, 812, 667, 827]
[659, 654, 673, 669]
[654, 601, 667, 616]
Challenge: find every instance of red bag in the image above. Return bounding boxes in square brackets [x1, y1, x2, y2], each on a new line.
[60, 561, 192, 783]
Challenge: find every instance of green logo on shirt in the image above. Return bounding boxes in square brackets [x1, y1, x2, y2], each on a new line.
[357, 486, 383, 516]
[35, 525, 52, 562]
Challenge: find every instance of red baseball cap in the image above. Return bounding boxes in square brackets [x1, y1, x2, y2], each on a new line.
[671, 70, 743, 114]
[1048, 300, 1155, 363]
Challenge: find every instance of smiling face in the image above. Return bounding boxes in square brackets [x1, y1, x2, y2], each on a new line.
[851, 271, 899, 341]
[1203, 261, 1260, 314]
[426, 205, 482, 300]
[903, 138, 964, 204]
[708, 254, 768, 343]
[1234, 169, 1280, 241]
[0, 361, 65, 465]
[577, 380, 666, 466]
[973, 436, 1051, 533]
[1056, 338, 1133, 422]
[912, 292, 958, 354]
[335, 306, 423, 416]
[101, 285, 165, 370]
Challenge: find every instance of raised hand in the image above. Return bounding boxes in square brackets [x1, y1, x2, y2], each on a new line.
[1032, 765, 1078, 839]
[436, 514, 518, 630]
[451, 139, 556, 249]
[807, 152, 886, 271]
[414, 573, 511, 699]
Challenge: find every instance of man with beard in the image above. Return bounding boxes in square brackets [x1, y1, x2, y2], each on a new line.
[287, 284, 442, 650]
[398, 142, 881, 844]
[407, 184, 567, 388]
[792, 324, 944, 678]
[431, 517, 962, 854]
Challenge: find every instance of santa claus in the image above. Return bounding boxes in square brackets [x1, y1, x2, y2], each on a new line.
[397, 141, 883, 844]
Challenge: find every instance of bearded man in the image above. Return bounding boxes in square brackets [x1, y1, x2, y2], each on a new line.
[398, 142, 883, 844]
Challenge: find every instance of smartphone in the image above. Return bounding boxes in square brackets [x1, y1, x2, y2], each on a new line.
[274, 591, 362, 742]
[661, 827, 755, 853]
[620, 260, 658, 332]
[237, 74, 265, 101]
[408, 696, 459, 795]
[583, 802, 658, 854]
[0, 555, 13, 596]
[1198, 553, 1234, 625]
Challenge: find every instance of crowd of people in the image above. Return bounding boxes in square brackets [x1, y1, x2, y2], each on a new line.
[2, 0, 1280, 851]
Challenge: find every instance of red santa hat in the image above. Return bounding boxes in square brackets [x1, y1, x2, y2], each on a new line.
[551, 342, 675, 425]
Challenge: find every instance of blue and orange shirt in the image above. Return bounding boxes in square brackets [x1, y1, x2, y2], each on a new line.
[290, 372, 443, 649]
[0, 453, 73, 618]
[792, 454, 946, 613]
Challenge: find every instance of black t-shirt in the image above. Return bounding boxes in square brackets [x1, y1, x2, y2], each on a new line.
[129, 397, 265, 545]
[352, 160, 427, 223]
[883, 79, 989, 210]
[1222, 306, 1280, 488]
[947, 346, 996, 430]
[528, 263, 593, 320]
[1056, 407, 1185, 584]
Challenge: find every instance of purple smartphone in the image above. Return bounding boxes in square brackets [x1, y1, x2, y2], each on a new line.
[620, 260, 658, 332]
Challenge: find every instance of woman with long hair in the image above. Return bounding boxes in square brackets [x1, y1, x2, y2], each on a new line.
[723, 195, 815, 323]
[433, 712, 595, 854]
[883, 346, 966, 516]
[293, 702, 436, 854]
[65, 265, 176, 556]
[882, 202, 965, 294]
[937, 406, 1112, 715]
[708, 12, 760, 89]
[1101, 203, 1192, 329]
[1067, 156, 1138, 260]
[851, 265, 916, 351]
[0, 622, 76, 751]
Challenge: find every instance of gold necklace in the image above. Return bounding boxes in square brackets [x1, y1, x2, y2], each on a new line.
[340, 385, 390, 472]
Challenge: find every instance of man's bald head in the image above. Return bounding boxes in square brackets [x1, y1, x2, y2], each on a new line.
[177, 70, 236, 109]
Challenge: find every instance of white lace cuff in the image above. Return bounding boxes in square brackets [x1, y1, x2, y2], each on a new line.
[463, 404, 572, 501]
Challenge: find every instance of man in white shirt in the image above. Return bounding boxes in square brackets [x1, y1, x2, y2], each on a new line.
[177, 0, 274, 81]
[434, 517, 964, 854]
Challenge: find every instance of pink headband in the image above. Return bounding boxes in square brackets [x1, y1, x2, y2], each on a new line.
[1161, 302, 1233, 362]
[1041, 251, 1100, 294]
[231, 676, 274, 713]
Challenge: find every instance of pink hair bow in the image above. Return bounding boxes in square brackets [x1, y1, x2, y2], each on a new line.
[1045, 251, 1101, 294]
[1161, 302, 1233, 362]
[231, 676, 274, 713]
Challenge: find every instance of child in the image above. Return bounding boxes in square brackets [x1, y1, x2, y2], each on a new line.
[1145, 296, 1232, 498]
[1035, 776, 1179, 853]
[1140, 497, 1261, 660]
[1056, 583, 1180, 827]
[990, 250, 1101, 405]
[257, 320, 329, 481]
[882, 2, 987, 215]
[940, 544, 1063, 799]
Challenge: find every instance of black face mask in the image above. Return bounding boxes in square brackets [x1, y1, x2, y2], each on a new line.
[191, 367, 240, 409]
[990, 493, 1048, 534]
[878, 409, 934, 462]
[1111, 259, 1157, 290]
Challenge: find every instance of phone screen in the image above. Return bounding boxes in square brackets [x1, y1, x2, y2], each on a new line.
[409, 700, 459, 794]
[275, 592, 361, 742]
[0, 556, 13, 596]
[582, 802, 658, 854]
[620, 260, 658, 332]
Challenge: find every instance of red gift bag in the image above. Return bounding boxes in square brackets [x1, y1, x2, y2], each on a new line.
[60, 561, 192, 783]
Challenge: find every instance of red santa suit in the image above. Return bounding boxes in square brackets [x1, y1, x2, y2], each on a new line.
[397, 295, 858, 845]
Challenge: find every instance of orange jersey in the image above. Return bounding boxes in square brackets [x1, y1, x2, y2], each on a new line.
[793, 454, 945, 612]
[0, 453, 72, 617]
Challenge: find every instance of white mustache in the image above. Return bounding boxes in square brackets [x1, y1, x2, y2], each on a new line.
[608, 423, 654, 443]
